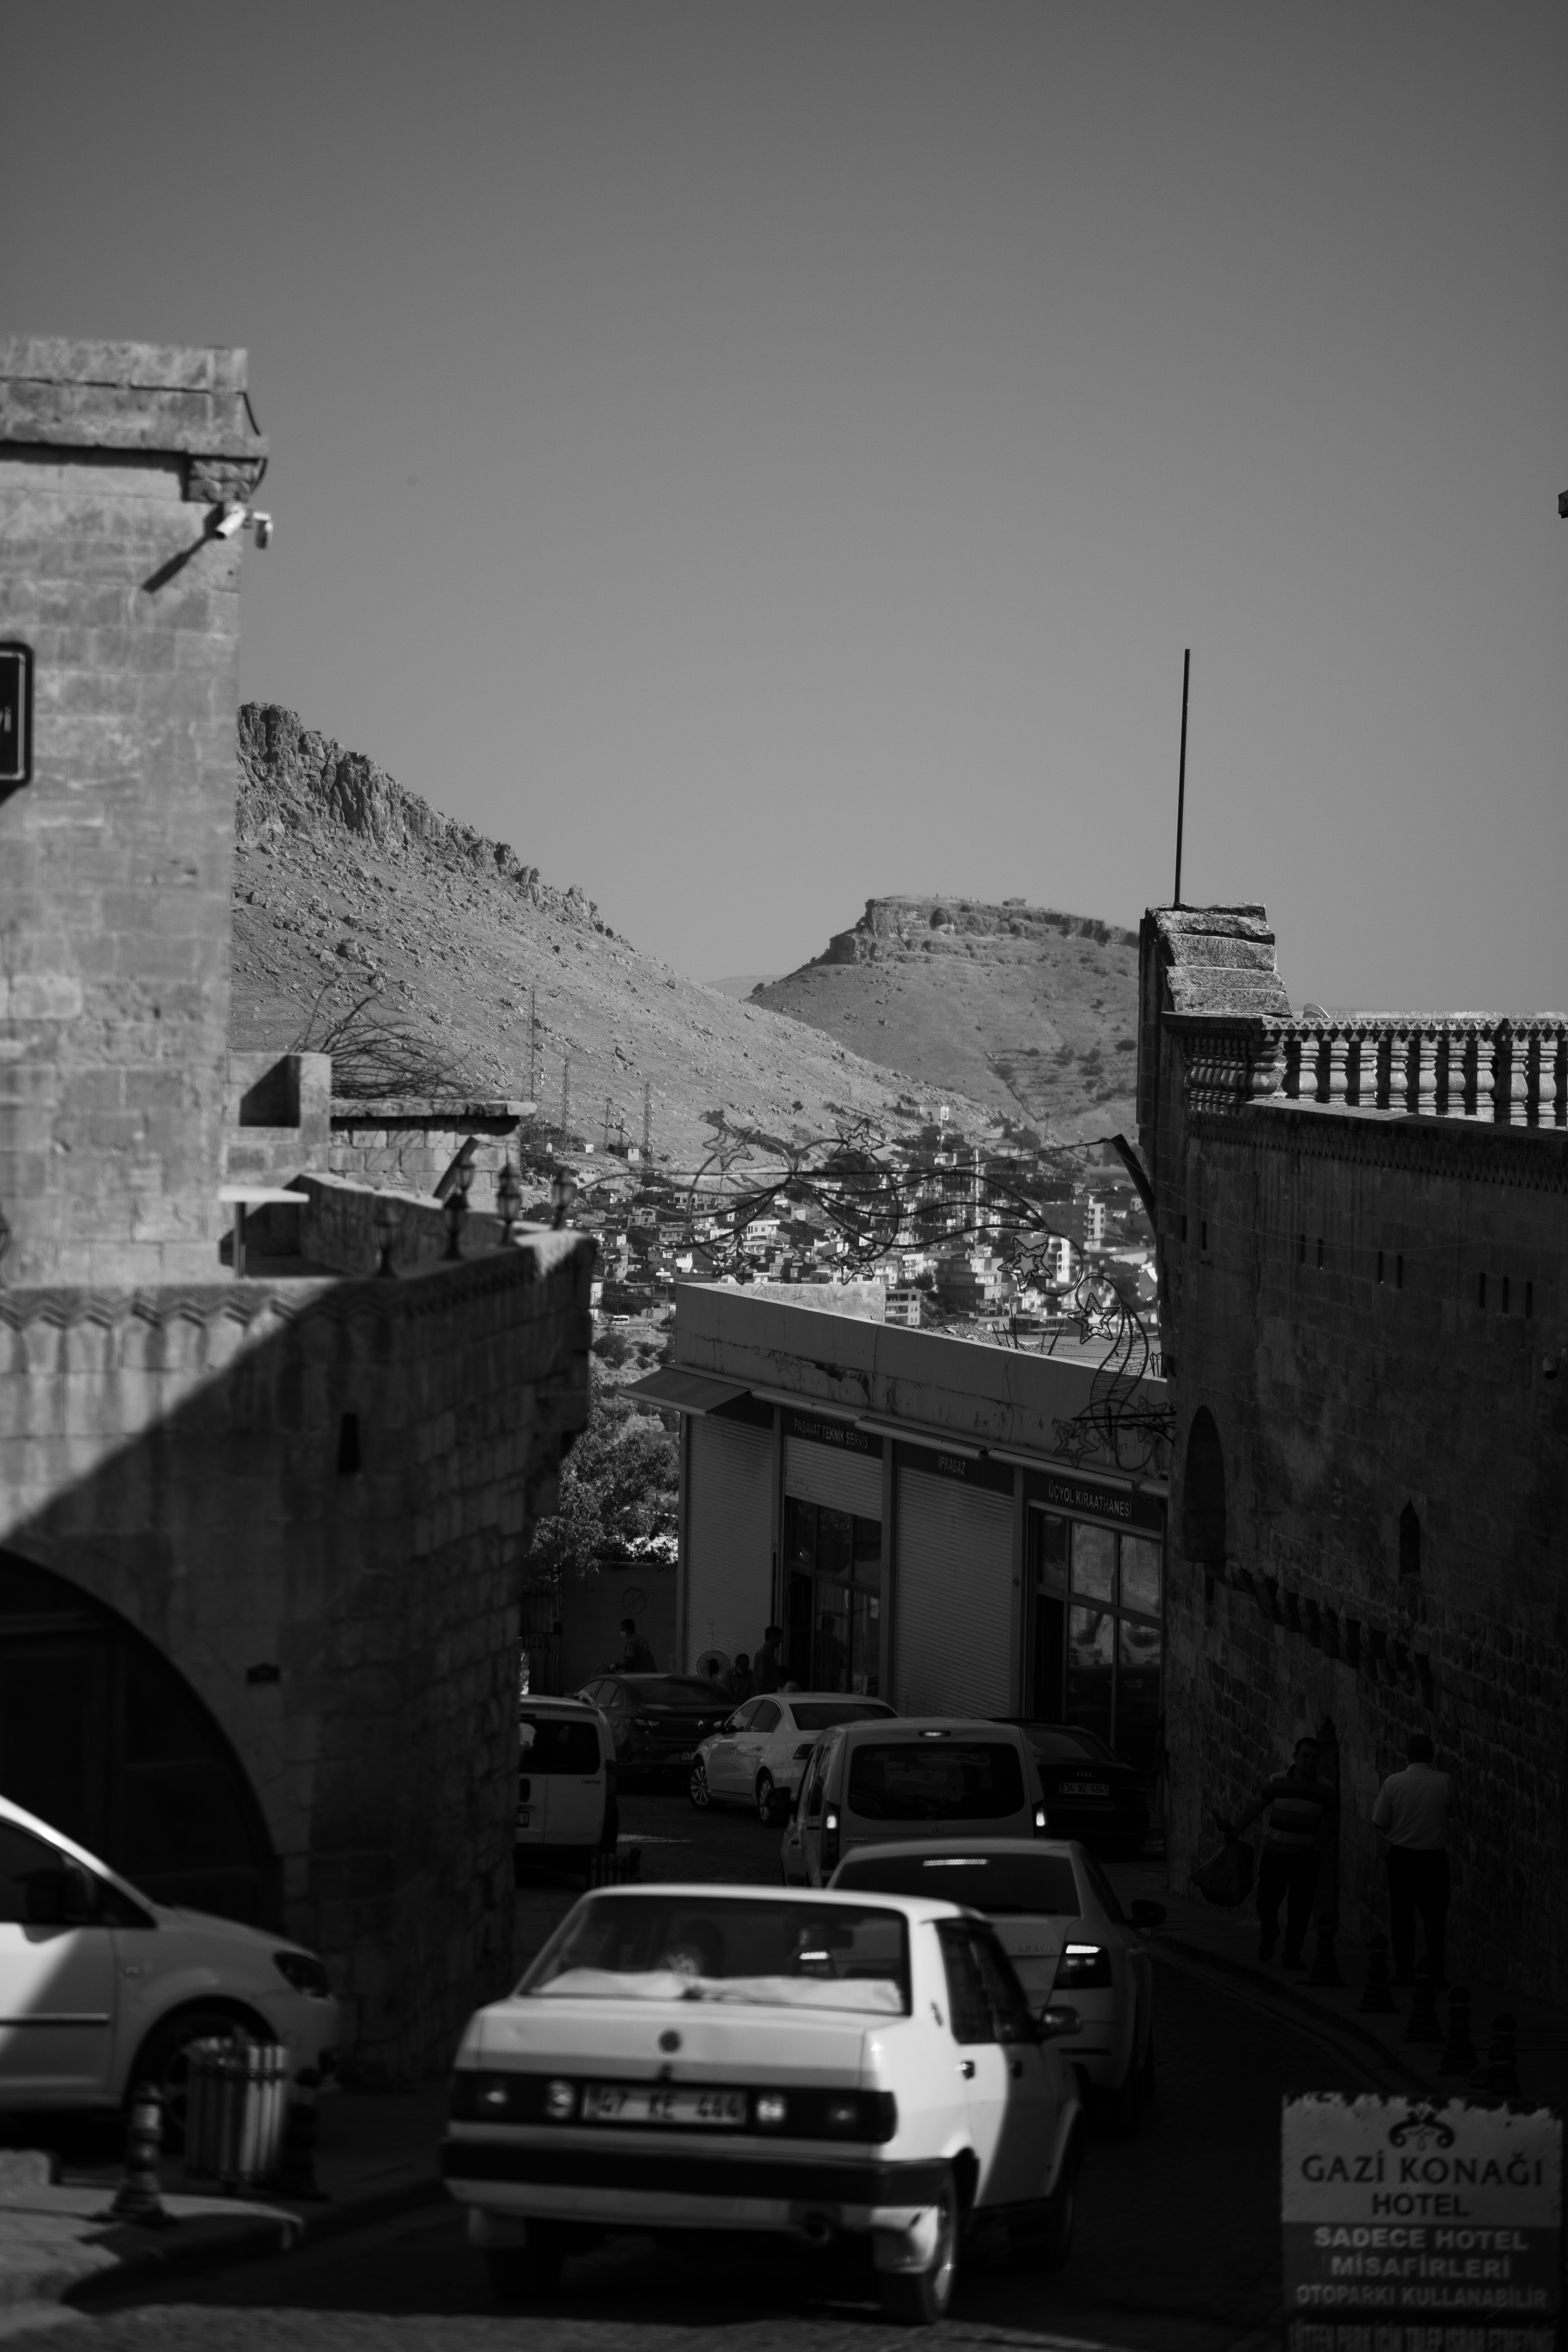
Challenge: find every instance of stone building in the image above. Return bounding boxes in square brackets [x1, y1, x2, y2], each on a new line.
[0, 340, 592, 2080]
[1140, 903, 1567, 1993]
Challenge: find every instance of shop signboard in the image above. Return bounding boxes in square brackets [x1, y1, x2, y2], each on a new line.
[1283, 2093, 1562, 2352]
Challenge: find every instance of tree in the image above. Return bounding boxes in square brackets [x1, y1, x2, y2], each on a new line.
[526, 1368, 679, 1581]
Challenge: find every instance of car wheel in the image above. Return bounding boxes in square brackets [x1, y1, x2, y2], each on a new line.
[688, 1760, 712, 1810]
[875, 2173, 958, 2323]
[485, 2226, 567, 2300]
[1012, 2131, 1080, 2270]
[756, 1771, 781, 1826]
[128, 2003, 268, 2154]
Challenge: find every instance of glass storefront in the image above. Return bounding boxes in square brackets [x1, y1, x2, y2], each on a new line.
[783, 1498, 882, 1695]
[1030, 1509, 1163, 1776]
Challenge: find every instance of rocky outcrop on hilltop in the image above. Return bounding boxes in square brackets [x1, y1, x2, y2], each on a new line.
[237, 703, 606, 934]
[751, 895, 1141, 1142]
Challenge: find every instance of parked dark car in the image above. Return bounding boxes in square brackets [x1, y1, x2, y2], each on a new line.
[577, 1674, 730, 1784]
[995, 1721, 1151, 1857]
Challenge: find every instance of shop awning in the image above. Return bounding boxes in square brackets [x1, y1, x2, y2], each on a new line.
[624, 1368, 753, 1416]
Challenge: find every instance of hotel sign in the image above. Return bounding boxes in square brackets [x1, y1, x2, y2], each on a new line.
[1282, 2095, 1562, 2321]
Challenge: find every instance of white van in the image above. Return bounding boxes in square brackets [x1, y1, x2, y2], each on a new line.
[516, 1698, 617, 1876]
[781, 1719, 1047, 1886]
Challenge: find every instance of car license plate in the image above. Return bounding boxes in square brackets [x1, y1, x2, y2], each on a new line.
[1061, 1782, 1111, 1798]
[678, 1750, 695, 1762]
[515, 1806, 531, 1829]
[582, 2084, 748, 2127]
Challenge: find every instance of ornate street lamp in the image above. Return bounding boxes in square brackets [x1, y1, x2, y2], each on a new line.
[443, 1158, 475, 1261]
[496, 1159, 522, 1248]
[374, 1193, 400, 1279]
[550, 1167, 577, 1231]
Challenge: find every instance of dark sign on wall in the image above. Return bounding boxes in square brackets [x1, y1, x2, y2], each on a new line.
[897, 1441, 1015, 1495]
[0, 644, 33, 791]
[1024, 1468, 1165, 1533]
[784, 1409, 882, 1458]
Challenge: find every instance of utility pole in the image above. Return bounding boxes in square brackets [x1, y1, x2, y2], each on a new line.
[527, 986, 539, 1103]
[603, 1094, 614, 1154]
[1173, 647, 1191, 907]
[642, 1079, 653, 1168]
[561, 1050, 571, 1140]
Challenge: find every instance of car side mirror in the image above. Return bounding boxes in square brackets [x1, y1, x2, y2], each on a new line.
[1129, 1899, 1166, 1934]
[1035, 2003, 1081, 2042]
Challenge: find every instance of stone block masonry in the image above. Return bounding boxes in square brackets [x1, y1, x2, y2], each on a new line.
[0, 1228, 593, 2082]
[0, 338, 268, 1285]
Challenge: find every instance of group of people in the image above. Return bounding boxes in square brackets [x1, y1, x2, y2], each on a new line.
[1223, 1729, 1455, 1984]
[616, 1618, 795, 1704]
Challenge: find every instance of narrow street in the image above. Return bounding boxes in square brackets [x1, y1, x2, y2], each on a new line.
[30, 1794, 1374, 2352]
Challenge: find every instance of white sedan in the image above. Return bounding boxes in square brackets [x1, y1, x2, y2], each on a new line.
[0, 1792, 339, 2135]
[444, 1880, 1085, 2321]
[828, 1839, 1163, 2133]
[690, 1694, 898, 1824]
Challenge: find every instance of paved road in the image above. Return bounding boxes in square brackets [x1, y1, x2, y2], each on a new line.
[22, 1793, 1369, 2352]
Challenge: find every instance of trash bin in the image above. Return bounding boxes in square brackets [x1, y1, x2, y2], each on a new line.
[182, 2038, 290, 2193]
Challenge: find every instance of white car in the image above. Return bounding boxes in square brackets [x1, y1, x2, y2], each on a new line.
[781, 1720, 1048, 1885]
[0, 1791, 339, 2133]
[829, 1839, 1162, 2132]
[444, 1881, 1084, 2322]
[517, 1698, 619, 1875]
[690, 1694, 898, 1825]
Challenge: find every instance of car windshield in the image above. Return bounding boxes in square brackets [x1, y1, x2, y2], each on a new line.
[1020, 1727, 1119, 1766]
[519, 1717, 600, 1773]
[790, 1702, 896, 1732]
[619, 1679, 721, 1708]
[835, 1851, 1083, 1916]
[520, 1894, 911, 2014]
[847, 1742, 1026, 1822]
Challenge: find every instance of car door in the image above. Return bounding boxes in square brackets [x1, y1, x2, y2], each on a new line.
[705, 1702, 755, 1798]
[937, 1918, 1058, 2211]
[798, 1741, 830, 1883]
[741, 1698, 784, 1798]
[0, 1819, 117, 2100]
[541, 1716, 605, 1847]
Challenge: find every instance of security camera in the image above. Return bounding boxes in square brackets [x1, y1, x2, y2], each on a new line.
[213, 504, 248, 539]
[251, 511, 273, 550]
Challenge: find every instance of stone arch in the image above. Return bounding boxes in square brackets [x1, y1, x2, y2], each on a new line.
[0, 1549, 277, 1925]
[1181, 1407, 1228, 1566]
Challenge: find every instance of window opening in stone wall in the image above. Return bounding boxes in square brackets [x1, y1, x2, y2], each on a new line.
[1029, 1510, 1162, 1781]
[1181, 1407, 1227, 1573]
[337, 1413, 361, 1475]
[1398, 1502, 1421, 1583]
[783, 1498, 881, 1695]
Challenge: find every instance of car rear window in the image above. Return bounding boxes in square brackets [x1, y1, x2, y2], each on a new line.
[520, 1894, 911, 2014]
[619, 1679, 720, 1707]
[790, 1701, 896, 1732]
[835, 1850, 1083, 1916]
[1018, 1726, 1111, 1764]
[847, 1741, 1026, 1822]
[520, 1717, 600, 1775]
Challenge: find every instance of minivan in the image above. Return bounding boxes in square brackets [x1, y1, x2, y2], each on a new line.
[515, 1697, 618, 1877]
[780, 1718, 1047, 1886]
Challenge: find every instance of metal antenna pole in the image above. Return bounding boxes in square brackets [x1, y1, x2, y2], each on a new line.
[1173, 647, 1191, 907]
[642, 1079, 652, 1167]
[561, 1051, 570, 1139]
[528, 987, 537, 1101]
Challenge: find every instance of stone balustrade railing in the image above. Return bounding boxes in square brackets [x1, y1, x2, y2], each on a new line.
[1253, 1016, 1568, 1128]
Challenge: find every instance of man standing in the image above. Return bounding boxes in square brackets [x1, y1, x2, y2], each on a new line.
[618, 1617, 656, 1673]
[1373, 1731, 1455, 1986]
[1227, 1733, 1337, 1969]
[753, 1625, 784, 1695]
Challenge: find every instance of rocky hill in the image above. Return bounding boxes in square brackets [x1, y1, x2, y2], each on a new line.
[751, 897, 1141, 1142]
[229, 708, 998, 1169]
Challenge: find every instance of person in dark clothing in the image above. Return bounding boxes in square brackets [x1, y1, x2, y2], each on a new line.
[1226, 1734, 1337, 1968]
[618, 1618, 656, 1673]
[752, 1626, 784, 1695]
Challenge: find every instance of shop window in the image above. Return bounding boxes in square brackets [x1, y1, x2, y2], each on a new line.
[1029, 1511, 1163, 1778]
[782, 1497, 882, 1696]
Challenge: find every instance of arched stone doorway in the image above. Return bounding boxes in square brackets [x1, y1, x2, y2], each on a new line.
[1181, 1408, 1227, 1567]
[0, 1552, 277, 1925]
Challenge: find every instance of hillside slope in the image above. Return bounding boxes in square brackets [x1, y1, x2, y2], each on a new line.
[752, 897, 1141, 1142]
[229, 707, 996, 1169]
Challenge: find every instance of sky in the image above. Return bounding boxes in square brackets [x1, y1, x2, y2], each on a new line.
[3, 2, 1566, 1010]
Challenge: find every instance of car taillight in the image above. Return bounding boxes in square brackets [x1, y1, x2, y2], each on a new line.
[793, 1742, 815, 1761]
[1056, 1941, 1113, 1989]
[822, 1808, 840, 1870]
[1033, 1803, 1047, 1835]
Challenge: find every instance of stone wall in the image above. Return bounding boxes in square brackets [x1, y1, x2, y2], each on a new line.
[326, 1101, 531, 1211]
[1139, 903, 1568, 1996]
[0, 339, 267, 1285]
[0, 1228, 593, 2081]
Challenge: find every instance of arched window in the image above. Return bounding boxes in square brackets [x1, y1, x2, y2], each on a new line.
[1181, 1407, 1227, 1567]
[0, 1551, 277, 1925]
[1398, 1502, 1421, 1583]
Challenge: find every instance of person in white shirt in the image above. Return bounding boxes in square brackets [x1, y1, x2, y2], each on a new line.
[1372, 1732, 1455, 1987]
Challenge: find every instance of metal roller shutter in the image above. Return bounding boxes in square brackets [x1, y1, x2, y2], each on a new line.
[894, 1469, 1015, 1718]
[783, 1437, 882, 1519]
[685, 1416, 774, 1672]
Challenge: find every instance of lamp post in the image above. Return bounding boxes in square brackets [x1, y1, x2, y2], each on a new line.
[443, 1159, 475, 1261]
[374, 1193, 399, 1280]
[550, 1167, 576, 1231]
[496, 1159, 522, 1248]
